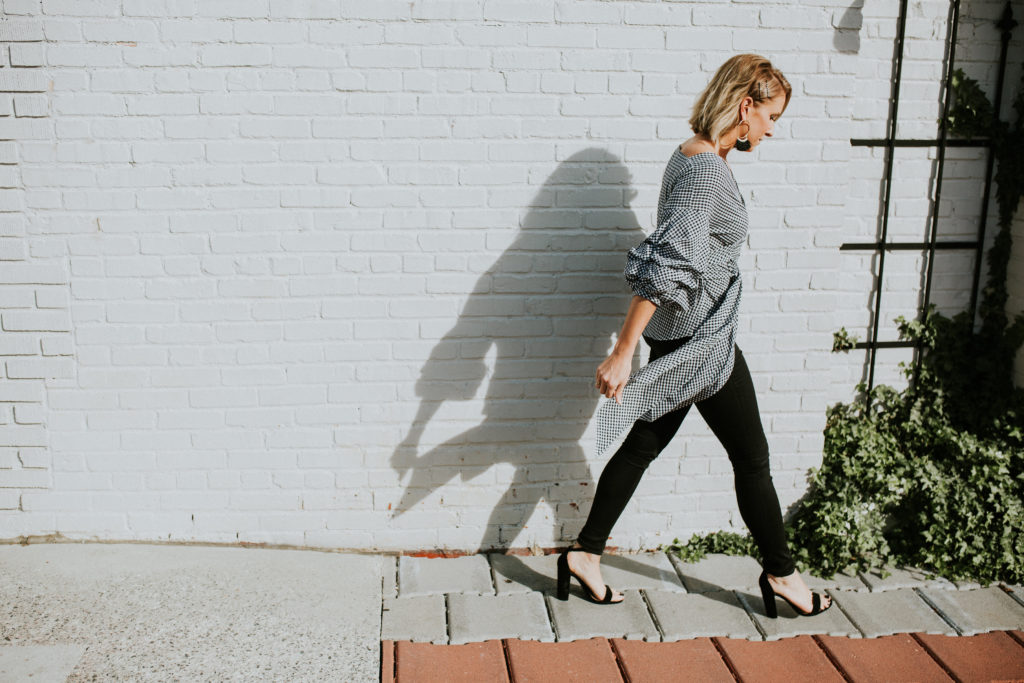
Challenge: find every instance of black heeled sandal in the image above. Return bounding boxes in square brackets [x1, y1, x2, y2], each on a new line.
[758, 571, 831, 618]
[556, 548, 623, 604]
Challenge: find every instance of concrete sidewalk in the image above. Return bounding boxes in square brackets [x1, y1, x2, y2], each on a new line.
[0, 544, 383, 682]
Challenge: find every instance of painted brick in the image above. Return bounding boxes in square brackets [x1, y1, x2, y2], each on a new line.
[2, 0, 1011, 555]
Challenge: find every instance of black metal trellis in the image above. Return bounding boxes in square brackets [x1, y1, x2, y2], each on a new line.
[843, 0, 1017, 400]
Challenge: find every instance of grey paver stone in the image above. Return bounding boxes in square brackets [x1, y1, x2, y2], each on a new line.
[398, 555, 493, 597]
[1004, 585, 1024, 608]
[805, 570, 868, 592]
[738, 589, 859, 641]
[831, 588, 955, 637]
[858, 566, 955, 592]
[646, 590, 761, 641]
[546, 589, 659, 641]
[490, 551, 684, 595]
[490, 554, 557, 595]
[669, 553, 763, 593]
[381, 595, 448, 644]
[448, 593, 554, 644]
[599, 552, 686, 592]
[919, 586, 1024, 635]
[382, 556, 397, 598]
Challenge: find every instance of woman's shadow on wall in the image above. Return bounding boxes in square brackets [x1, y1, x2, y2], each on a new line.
[390, 148, 645, 552]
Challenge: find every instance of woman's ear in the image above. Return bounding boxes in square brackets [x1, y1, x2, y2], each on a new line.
[738, 95, 753, 119]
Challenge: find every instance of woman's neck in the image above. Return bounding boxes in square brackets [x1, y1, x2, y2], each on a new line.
[681, 135, 731, 164]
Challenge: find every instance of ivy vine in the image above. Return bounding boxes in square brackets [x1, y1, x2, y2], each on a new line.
[669, 67, 1024, 583]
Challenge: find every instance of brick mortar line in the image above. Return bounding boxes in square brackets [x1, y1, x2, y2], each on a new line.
[605, 638, 629, 683]
[825, 587, 867, 638]
[914, 587, 964, 636]
[500, 639, 514, 683]
[1002, 584, 1024, 610]
[379, 641, 396, 683]
[379, 557, 394, 643]
[443, 593, 452, 646]
[811, 634, 854, 683]
[665, 550, 690, 591]
[486, 555, 499, 597]
[709, 636, 742, 682]
[639, 588, 665, 643]
[737, 588, 767, 641]
[910, 632, 961, 682]
[541, 593, 561, 642]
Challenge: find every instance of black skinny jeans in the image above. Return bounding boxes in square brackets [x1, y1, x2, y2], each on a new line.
[578, 337, 796, 577]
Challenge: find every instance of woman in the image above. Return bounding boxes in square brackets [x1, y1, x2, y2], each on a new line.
[557, 54, 832, 618]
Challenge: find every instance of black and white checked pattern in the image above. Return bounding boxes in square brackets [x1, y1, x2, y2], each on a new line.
[597, 150, 749, 455]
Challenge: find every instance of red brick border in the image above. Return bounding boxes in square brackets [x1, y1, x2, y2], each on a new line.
[383, 632, 1024, 682]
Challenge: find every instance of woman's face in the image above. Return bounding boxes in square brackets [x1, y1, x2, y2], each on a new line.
[742, 92, 787, 149]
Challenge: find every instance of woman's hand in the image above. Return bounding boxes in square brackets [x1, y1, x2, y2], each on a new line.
[595, 350, 633, 404]
[595, 296, 656, 404]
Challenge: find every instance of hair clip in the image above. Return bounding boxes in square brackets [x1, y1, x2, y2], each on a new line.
[758, 80, 770, 99]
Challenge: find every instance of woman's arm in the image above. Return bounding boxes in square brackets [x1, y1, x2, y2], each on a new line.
[595, 295, 657, 404]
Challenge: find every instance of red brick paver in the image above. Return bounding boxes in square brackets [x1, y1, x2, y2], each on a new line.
[611, 638, 734, 682]
[915, 631, 1024, 683]
[381, 641, 395, 683]
[505, 638, 622, 683]
[394, 640, 509, 683]
[816, 633, 952, 682]
[713, 634, 844, 683]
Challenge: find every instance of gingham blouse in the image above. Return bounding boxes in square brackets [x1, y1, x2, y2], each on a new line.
[596, 149, 748, 455]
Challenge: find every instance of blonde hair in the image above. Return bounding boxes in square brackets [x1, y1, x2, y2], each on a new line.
[690, 54, 792, 143]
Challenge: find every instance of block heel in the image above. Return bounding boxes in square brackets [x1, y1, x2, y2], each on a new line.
[555, 548, 621, 604]
[556, 551, 571, 600]
[758, 570, 779, 618]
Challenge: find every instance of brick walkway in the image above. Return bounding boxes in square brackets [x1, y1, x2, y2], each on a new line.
[382, 631, 1024, 682]
[380, 552, 1024, 681]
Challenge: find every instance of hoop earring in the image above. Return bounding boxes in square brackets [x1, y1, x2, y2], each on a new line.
[735, 121, 751, 151]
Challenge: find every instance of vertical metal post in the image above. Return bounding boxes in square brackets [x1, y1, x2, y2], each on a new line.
[967, 1, 1017, 324]
[865, 0, 910, 403]
[916, 0, 961, 383]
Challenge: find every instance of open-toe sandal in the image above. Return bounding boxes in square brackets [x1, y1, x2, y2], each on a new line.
[758, 571, 831, 618]
[556, 548, 623, 604]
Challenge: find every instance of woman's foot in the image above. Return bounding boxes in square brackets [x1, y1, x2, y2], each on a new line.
[566, 544, 624, 603]
[765, 570, 831, 614]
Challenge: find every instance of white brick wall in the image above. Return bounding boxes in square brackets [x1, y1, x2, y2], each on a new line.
[1, 0, 1021, 552]
[0, 5, 68, 523]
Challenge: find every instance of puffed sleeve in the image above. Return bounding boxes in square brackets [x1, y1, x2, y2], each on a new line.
[624, 162, 721, 311]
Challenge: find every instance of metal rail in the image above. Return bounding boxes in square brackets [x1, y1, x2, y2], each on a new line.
[859, 0, 909, 398]
[914, 0, 962, 380]
[968, 4, 1019, 324]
